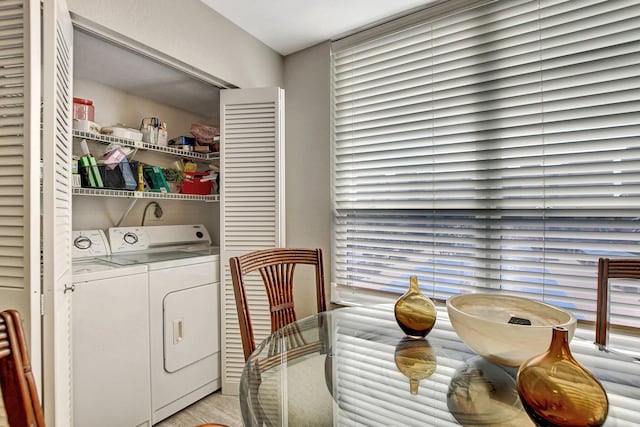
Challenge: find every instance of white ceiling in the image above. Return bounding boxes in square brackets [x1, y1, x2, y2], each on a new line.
[200, 0, 435, 55]
[73, 0, 435, 118]
[74, 30, 221, 120]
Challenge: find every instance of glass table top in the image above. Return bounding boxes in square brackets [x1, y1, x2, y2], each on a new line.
[240, 304, 640, 427]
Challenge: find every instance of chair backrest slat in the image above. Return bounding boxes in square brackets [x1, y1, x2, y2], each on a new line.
[596, 258, 640, 346]
[230, 248, 326, 361]
[0, 309, 45, 427]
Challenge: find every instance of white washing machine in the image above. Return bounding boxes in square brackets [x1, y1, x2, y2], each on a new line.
[107, 224, 221, 424]
[71, 230, 151, 427]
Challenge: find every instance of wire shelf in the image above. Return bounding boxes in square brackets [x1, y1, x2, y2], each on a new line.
[72, 129, 220, 161]
[72, 187, 219, 202]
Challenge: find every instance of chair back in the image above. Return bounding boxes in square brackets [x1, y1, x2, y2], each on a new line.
[230, 248, 326, 360]
[0, 309, 45, 427]
[596, 258, 640, 346]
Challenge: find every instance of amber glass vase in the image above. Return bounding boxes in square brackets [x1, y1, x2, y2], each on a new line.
[517, 326, 609, 427]
[394, 275, 437, 338]
[394, 337, 437, 395]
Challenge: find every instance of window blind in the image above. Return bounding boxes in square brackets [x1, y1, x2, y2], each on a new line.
[331, 0, 640, 333]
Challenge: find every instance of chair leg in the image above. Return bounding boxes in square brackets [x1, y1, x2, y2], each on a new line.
[595, 259, 609, 346]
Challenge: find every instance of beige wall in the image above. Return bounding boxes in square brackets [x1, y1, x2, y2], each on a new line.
[283, 41, 332, 316]
[73, 78, 213, 139]
[66, 0, 284, 89]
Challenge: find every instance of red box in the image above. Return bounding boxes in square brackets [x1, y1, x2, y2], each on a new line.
[179, 172, 213, 195]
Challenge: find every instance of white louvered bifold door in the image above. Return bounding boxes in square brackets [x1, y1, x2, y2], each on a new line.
[220, 87, 285, 394]
[42, 0, 73, 424]
[0, 0, 41, 421]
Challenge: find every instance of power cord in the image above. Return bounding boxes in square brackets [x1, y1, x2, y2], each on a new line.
[141, 201, 163, 226]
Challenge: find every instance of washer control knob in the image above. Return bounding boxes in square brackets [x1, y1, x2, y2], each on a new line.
[196, 231, 204, 239]
[74, 236, 92, 250]
[123, 232, 139, 245]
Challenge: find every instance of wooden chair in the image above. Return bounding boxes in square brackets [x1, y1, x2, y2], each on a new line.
[596, 258, 640, 346]
[0, 309, 45, 427]
[230, 248, 326, 361]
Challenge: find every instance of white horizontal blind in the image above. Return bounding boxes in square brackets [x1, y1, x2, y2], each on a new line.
[332, 0, 640, 330]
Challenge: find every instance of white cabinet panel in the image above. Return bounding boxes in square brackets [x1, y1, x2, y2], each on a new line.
[72, 272, 151, 427]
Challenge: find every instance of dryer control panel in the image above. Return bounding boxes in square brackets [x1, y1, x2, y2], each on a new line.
[109, 224, 212, 254]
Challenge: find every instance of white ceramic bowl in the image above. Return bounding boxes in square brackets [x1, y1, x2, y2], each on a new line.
[446, 293, 577, 367]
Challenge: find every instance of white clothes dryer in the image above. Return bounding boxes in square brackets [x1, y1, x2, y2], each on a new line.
[107, 224, 221, 424]
[71, 230, 151, 427]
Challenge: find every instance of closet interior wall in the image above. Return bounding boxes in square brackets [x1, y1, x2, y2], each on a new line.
[71, 29, 222, 237]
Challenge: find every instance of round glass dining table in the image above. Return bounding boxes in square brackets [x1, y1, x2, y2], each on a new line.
[239, 304, 640, 427]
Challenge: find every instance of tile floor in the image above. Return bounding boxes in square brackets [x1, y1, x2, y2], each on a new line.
[155, 391, 242, 427]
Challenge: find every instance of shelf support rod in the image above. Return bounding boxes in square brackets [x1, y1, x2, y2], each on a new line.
[115, 198, 139, 227]
[129, 147, 139, 161]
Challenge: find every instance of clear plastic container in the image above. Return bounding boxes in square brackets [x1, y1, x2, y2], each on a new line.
[73, 97, 95, 121]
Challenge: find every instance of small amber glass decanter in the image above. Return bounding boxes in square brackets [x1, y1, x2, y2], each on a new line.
[394, 275, 437, 338]
[517, 326, 609, 427]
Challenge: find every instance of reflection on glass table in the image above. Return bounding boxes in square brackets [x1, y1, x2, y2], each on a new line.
[239, 304, 640, 427]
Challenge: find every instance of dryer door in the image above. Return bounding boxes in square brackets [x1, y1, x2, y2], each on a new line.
[163, 283, 219, 372]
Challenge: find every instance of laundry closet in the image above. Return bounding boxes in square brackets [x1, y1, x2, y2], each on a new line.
[67, 23, 285, 427]
[70, 25, 227, 426]
[0, 0, 286, 425]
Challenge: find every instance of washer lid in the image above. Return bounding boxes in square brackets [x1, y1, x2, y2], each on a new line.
[103, 248, 219, 270]
[72, 258, 147, 282]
